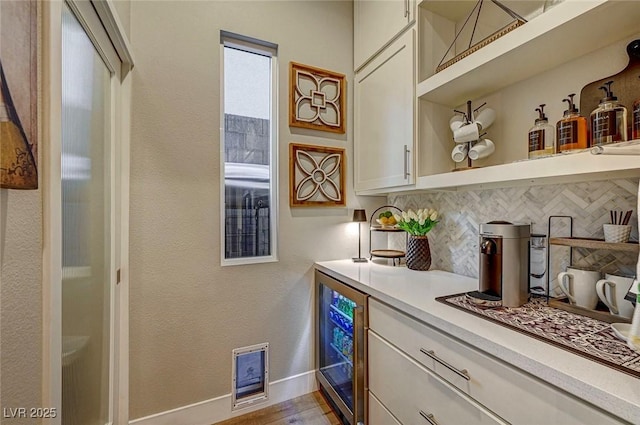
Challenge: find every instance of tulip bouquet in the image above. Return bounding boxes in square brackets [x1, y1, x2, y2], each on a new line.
[393, 208, 439, 236]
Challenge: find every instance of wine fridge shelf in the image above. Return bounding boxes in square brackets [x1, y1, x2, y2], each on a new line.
[330, 343, 353, 367]
[330, 304, 353, 322]
[549, 237, 639, 253]
[330, 317, 351, 334]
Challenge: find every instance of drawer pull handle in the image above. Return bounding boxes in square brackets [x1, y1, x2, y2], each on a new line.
[419, 410, 439, 425]
[420, 348, 470, 381]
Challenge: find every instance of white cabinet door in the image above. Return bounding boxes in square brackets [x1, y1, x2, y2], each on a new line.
[354, 0, 415, 71]
[369, 391, 402, 425]
[369, 299, 627, 425]
[369, 331, 508, 425]
[355, 29, 415, 193]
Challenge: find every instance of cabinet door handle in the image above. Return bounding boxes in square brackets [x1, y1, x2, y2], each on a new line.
[403, 145, 411, 179]
[420, 348, 470, 381]
[419, 410, 439, 425]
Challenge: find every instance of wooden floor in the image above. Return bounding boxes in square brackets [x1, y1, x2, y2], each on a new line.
[213, 391, 342, 425]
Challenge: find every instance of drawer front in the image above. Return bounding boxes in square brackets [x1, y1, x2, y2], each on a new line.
[368, 391, 401, 425]
[368, 330, 507, 425]
[369, 299, 626, 425]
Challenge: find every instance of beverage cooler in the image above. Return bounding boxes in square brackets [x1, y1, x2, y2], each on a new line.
[315, 270, 368, 425]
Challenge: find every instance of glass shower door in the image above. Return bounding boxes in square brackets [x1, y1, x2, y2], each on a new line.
[61, 4, 112, 425]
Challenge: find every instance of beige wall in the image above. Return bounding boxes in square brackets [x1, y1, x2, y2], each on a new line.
[1, 190, 42, 425]
[1, 1, 42, 422]
[128, 0, 382, 419]
[112, 0, 130, 40]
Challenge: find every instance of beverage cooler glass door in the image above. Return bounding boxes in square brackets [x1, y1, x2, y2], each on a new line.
[315, 270, 367, 425]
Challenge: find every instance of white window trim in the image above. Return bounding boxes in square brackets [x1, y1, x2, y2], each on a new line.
[220, 32, 279, 267]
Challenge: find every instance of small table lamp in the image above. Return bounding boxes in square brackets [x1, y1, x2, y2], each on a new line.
[352, 209, 368, 263]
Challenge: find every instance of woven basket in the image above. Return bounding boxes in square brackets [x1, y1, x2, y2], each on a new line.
[603, 224, 632, 243]
[406, 235, 431, 271]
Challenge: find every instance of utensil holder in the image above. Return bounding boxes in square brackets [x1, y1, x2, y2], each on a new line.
[603, 224, 632, 243]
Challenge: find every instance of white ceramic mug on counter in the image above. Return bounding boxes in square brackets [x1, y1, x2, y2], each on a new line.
[557, 267, 600, 309]
[596, 273, 635, 319]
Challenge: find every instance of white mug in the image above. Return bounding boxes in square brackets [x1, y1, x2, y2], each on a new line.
[557, 267, 600, 309]
[451, 144, 468, 163]
[468, 139, 495, 160]
[474, 107, 496, 130]
[453, 123, 480, 143]
[450, 115, 465, 132]
[596, 273, 635, 319]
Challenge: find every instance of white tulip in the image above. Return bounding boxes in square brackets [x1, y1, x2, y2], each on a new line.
[428, 208, 435, 216]
[417, 208, 424, 216]
[393, 213, 402, 222]
[409, 210, 418, 221]
[430, 211, 438, 221]
[418, 216, 426, 226]
[402, 211, 409, 221]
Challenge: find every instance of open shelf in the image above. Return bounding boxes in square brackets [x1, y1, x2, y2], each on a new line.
[417, 0, 640, 106]
[548, 297, 631, 324]
[370, 249, 405, 259]
[370, 226, 405, 232]
[549, 237, 639, 253]
[330, 343, 353, 367]
[415, 146, 640, 191]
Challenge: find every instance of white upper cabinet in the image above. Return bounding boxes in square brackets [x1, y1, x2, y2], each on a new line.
[355, 29, 415, 193]
[354, 0, 416, 71]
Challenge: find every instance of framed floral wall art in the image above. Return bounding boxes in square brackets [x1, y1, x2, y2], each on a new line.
[289, 62, 345, 134]
[289, 143, 345, 207]
[0, 0, 38, 189]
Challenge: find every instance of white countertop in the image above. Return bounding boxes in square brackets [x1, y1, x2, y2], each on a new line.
[315, 259, 640, 424]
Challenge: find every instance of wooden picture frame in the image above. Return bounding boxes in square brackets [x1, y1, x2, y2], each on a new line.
[0, 0, 38, 189]
[289, 62, 345, 134]
[289, 143, 345, 207]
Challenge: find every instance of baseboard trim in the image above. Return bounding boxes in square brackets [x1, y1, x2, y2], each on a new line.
[129, 370, 318, 425]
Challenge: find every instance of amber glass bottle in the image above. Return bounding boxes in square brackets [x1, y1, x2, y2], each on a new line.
[556, 94, 588, 152]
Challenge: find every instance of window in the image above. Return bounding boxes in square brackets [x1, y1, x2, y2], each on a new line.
[221, 31, 278, 265]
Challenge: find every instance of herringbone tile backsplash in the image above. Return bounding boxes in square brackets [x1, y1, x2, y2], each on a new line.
[388, 179, 639, 290]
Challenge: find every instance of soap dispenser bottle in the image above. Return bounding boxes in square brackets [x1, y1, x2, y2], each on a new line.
[556, 94, 588, 152]
[528, 104, 555, 159]
[590, 80, 627, 146]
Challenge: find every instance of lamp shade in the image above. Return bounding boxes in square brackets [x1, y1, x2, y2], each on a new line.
[352, 209, 367, 223]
